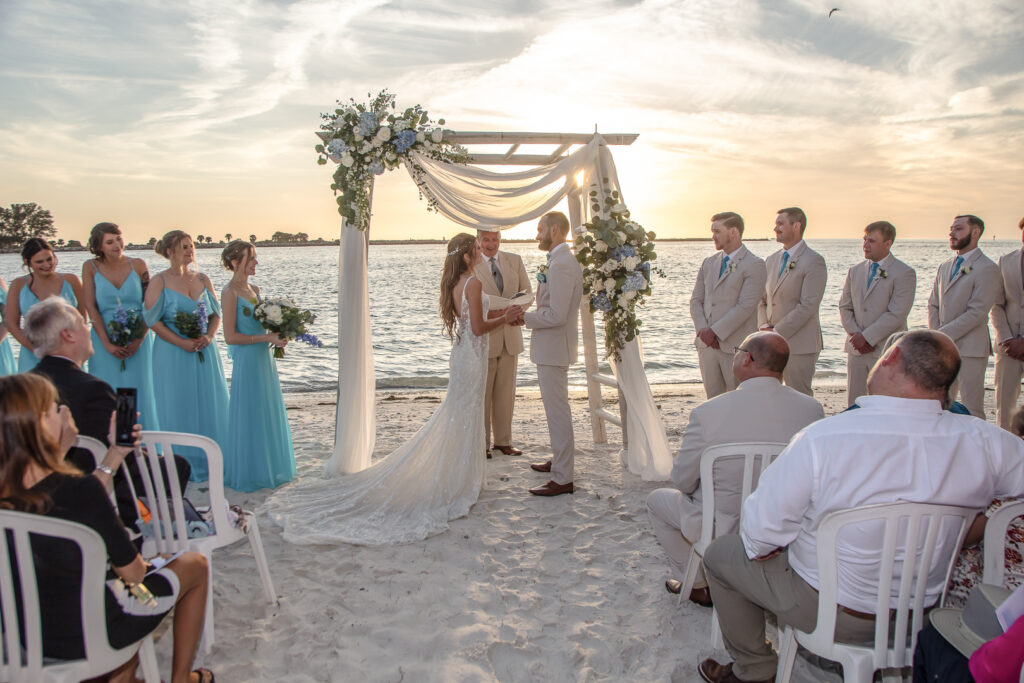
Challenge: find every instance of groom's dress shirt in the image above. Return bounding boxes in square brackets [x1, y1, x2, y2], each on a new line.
[740, 395, 1024, 613]
[758, 240, 827, 396]
[646, 377, 822, 585]
[991, 246, 1024, 429]
[838, 253, 916, 405]
[690, 245, 766, 398]
[927, 247, 1000, 418]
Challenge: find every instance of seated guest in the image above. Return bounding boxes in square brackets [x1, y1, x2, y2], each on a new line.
[25, 296, 190, 525]
[698, 330, 1024, 683]
[0, 373, 213, 683]
[646, 331, 823, 607]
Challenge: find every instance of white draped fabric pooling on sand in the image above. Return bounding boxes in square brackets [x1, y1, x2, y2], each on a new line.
[323, 134, 672, 482]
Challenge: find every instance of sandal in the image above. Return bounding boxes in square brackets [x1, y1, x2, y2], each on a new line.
[192, 668, 215, 683]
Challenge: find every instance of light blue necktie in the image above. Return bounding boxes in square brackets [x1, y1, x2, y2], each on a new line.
[950, 255, 963, 282]
[778, 251, 790, 276]
[719, 254, 730, 277]
[867, 262, 879, 290]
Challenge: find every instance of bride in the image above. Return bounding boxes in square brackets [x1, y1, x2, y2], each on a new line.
[262, 233, 522, 545]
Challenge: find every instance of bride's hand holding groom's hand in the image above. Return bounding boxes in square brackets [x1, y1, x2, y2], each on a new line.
[504, 305, 524, 326]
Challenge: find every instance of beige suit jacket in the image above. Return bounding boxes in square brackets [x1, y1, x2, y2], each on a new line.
[474, 250, 531, 358]
[991, 247, 1024, 346]
[838, 254, 916, 352]
[524, 244, 583, 367]
[927, 248, 1000, 357]
[690, 245, 767, 353]
[758, 242, 828, 355]
[671, 377, 824, 540]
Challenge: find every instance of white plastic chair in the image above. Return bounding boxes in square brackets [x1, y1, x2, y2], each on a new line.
[135, 431, 276, 653]
[775, 501, 977, 683]
[982, 499, 1024, 585]
[0, 509, 159, 683]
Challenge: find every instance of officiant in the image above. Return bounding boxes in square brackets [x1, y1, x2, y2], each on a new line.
[475, 228, 532, 459]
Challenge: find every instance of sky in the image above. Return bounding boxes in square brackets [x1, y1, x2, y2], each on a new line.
[1, 0, 1022, 244]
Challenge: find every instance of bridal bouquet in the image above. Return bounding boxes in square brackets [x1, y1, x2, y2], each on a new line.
[173, 301, 209, 363]
[246, 297, 322, 359]
[315, 89, 469, 230]
[575, 185, 664, 360]
[106, 299, 145, 370]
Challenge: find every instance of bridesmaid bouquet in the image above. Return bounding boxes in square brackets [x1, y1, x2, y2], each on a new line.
[106, 299, 145, 371]
[173, 301, 209, 362]
[247, 297, 321, 359]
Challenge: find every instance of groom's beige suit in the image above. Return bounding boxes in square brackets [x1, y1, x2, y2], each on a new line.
[524, 243, 583, 485]
[991, 246, 1024, 429]
[474, 250, 531, 449]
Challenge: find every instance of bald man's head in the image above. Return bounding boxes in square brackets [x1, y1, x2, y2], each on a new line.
[733, 331, 789, 382]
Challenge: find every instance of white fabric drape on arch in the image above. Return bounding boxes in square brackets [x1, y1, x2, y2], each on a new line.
[324, 134, 671, 481]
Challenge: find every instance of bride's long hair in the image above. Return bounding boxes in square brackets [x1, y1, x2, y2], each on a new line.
[440, 233, 477, 340]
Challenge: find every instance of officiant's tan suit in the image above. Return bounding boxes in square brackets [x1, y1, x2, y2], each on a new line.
[474, 249, 531, 450]
[524, 241, 583, 486]
[758, 241, 827, 395]
[690, 245, 766, 398]
[992, 243, 1024, 429]
[928, 246, 1000, 418]
[838, 254, 916, 405]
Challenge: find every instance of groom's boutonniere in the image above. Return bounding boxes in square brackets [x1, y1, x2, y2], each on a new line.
[960, 265, 972, 276]
[787, 260, 796, 271]
[879, 269, 888, 279]
[537, 264, 548, 284]
[728, 261, 737, 273]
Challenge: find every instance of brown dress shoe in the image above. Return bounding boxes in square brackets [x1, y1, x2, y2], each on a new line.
[529, 480, 574, 496]
[698, 658, 774, 683]
[486, 449, 492, 460]
[530, 460, 552, 472]
[689, 586, 713, 608]
[493, 445, 523, 456]
[665, 579, 682, 594]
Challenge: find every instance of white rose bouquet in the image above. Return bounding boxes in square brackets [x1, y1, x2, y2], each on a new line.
[246, 297, 321, 359]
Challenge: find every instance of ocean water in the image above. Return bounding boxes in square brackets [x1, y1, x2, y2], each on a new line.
[1, 239, 1017, 393]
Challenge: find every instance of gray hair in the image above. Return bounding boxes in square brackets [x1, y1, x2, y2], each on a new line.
[23, 296, 82, 357]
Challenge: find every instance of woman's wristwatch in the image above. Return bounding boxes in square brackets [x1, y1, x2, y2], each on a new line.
[96, 463, 115, 476]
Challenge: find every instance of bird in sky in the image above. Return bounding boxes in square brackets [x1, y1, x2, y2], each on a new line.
[828, 7, 840, 17]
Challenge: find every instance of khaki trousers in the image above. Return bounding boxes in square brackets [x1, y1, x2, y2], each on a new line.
[950, 355, 988, 419]
[697, 345, 737, 399]
[994, 351, 1024, 430]
[537, 364, 574, 485]
[846, 350, 882, 407]
[485, 350, 518, 447]
[704, 534, 875, 681]
[646, 487, 706, 587]
[782, 352, 819, 397]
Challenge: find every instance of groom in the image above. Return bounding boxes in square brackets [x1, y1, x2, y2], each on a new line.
[523, 211, 583, 496]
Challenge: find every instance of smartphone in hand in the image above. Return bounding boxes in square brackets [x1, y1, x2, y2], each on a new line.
[115, 387, 137, 447]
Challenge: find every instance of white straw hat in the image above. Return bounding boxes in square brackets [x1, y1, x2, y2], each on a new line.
[930, 583, 1012, 658]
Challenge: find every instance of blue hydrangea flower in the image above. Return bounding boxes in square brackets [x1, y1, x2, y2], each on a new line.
[393, 129, 417, 153]
[639, 261, 651, 276]
[355, 111, 378, 137]
[369, 159, 385, 175]
[592, 292, 613, 312]
[327, 139, 349, 161]
[622, 271, 647, 292]
[611, 245, 636, 261]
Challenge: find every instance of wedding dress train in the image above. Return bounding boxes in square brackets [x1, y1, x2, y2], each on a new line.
[262, 282, 488, 546]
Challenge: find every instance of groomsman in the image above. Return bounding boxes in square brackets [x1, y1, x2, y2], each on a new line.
[474, 228, 531, 458]
[524, 212, 583, 497]
[758, 207, 827, 396]
[928, 214, 1001, 419]
[690, 212, 766, 399]
[991, 216, 1024, 429]
[838, 221, 916, 406]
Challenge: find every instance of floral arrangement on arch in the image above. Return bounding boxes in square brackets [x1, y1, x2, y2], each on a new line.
[575, 185, 664, 360]
[315, 90, 469, 231]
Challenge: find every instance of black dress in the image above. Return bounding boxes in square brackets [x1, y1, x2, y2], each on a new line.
[26, 473, 178, 660]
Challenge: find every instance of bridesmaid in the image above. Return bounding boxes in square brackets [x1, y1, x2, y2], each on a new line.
[220, 241, 295, 491]
[82, 222, 160, 430]
[4, 238, 87, 372]
[144, 230, 229, 482]
[0, 276, 16, 375]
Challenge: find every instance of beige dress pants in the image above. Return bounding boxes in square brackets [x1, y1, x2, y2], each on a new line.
[782, 352, 819, 397]
[537, 364, 574, 485]
[704, 534, 876, 681]
[950, 355, 988, 419]
[485, 350, 518, 447]
[846, 349, 882, 407]
[646, 488, 706, 587]
[697, 345, 737, 399]
[995, 351, 1024, 429]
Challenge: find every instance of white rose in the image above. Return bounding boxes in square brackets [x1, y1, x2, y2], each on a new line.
[604, 277, 615, 291]
[430, 128, 444, 143]
[601, 259, 619, 274]
[360, 142, 372, 153]
[416, 132, 426, 142]
[611, 203, 628, 214]
[377, 126, 391, 141]
[265, 305, 283, 324]
[341, 154, 354, 167]
[386, 151, 397, 161]
[616, 231, 627, 241]
[354, 131, 364, 141]
[621, 290, 637, 302]
[624, 256, 639, 270]
[594, 240, 608, 253]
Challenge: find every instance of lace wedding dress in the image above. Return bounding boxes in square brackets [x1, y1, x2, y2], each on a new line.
[262, 280, 488, 546]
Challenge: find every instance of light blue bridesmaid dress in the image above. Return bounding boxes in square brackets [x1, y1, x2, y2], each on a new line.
[88, 268, 160, 430]
[17, 278, 79, 372]
[224, 297, 296, 492]
[0, 284, 16, 376]
[144, 286, 229, 482]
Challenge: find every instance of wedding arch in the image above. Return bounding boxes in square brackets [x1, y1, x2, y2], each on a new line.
[315, 94, 672, 481]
